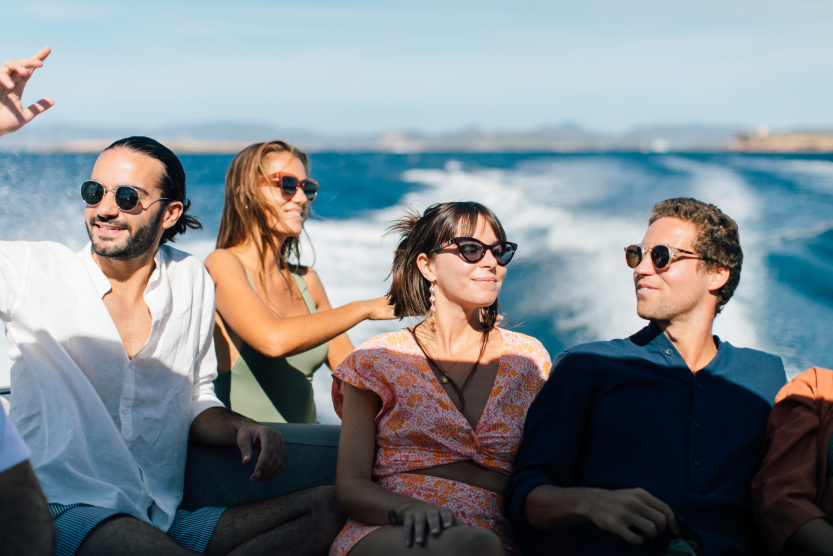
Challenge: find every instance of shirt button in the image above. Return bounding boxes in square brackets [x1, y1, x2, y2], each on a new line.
[696, 383, 702, 389]
[122, 408, 129, 415]
[693, 421, 700, 428]
[693, 460, 701, 467]
[665, 349, 673, 356]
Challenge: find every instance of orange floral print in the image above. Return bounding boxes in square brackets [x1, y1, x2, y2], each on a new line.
[330, 474, 519, 555]
[330, 328, 551, 555]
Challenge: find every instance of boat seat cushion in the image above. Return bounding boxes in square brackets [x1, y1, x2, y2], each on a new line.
[181, 422, 340, 511]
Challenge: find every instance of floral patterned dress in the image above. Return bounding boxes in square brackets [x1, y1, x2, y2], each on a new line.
[330, 328, 551, 555]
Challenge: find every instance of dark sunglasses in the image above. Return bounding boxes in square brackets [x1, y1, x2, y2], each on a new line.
[264, 172, 319, 202]
[80, 181, 171, 212]
[624, 244, 704, 270]
[433, 237, 518, 266]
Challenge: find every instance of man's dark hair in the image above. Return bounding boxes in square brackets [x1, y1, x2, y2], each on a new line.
[104, 136, 201, 244]
[649, 197, 742, 314]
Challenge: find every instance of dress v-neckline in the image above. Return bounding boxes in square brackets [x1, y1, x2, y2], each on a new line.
[407, 329, 506, 433]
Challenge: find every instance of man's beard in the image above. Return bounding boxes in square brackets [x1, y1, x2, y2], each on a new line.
[86, 209, 164, 261]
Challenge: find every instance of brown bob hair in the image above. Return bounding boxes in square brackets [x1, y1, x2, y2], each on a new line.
[387, 201, 508, 330]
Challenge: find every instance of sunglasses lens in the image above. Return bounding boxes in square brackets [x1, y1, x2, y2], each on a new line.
[650, 245, 671, 269]
[301, 180, 319, 201]
[457, 241, 486, 263]
[279, 175, 300, 197]
[493, 243, 516, 266]
[80, 181, 104, 206]
[115, 187, 139, 211]
[625, 245, 642, 268]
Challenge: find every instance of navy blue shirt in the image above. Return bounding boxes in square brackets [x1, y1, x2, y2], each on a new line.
[507, 324, 786, 555]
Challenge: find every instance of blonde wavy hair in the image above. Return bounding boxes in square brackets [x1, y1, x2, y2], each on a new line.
[216, 140, 312, 314]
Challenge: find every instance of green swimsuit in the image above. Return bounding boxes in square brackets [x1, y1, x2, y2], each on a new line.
[213, 268, 329, 423]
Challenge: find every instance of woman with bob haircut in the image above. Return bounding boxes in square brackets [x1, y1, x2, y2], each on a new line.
[205, 140, 394, 424]
[330, 201, 551, 555]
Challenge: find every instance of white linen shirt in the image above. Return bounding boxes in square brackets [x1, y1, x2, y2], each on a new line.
[1, 241, 223, 532]
[0, 408, 29, 472]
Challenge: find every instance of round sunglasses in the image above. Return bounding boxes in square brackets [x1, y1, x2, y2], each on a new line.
[624, 244, 705, 270]
[80, 181, 172, 212]
[433, 237, 518, 266]
[264, 172, 319, 202]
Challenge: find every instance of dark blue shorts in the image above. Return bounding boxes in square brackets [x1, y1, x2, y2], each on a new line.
[49, 503, 226, 556]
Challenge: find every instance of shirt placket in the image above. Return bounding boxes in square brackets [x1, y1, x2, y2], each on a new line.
[689, 372, 706, 484]
[118, 359, 136, 439]
[119, 260, 162, 441]
[659, 344, 702, 479]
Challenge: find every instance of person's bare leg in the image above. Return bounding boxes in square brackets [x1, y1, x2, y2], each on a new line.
[0, 461, 54, 556]
[77, 515, 196, 556]
[205, 485, 344, 556]
[349, 525, 505, 556]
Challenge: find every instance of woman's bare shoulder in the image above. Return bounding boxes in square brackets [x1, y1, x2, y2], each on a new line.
[205, 248, 247, 280]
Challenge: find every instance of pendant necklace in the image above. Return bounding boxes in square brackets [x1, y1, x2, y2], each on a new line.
[429, 327, 481, 386]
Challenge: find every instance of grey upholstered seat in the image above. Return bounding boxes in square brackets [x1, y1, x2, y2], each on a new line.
[181, 423, 340, 511]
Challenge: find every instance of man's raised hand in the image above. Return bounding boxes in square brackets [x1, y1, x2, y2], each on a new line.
[0, 47, 54, 136]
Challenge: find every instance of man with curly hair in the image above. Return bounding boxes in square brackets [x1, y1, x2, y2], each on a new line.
[509, 198, 787, 555]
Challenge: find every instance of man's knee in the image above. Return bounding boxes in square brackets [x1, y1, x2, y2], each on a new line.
[293, 485, 344, 551]
[301, 485, 337, 511]
[300, 485, 344, 531]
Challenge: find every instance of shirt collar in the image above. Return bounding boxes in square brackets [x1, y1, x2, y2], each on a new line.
[632, 321, 722, 346]
[78, 243, 165, 299]
[631, 321, 724, 365]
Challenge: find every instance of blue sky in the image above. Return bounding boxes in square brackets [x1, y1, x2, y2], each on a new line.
[3, 0, 832, 134]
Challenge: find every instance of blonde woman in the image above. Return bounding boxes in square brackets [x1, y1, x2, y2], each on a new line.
[205, 141, 394, 423]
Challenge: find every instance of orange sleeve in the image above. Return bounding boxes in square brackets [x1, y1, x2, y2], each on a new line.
[752, 367, 833, 555]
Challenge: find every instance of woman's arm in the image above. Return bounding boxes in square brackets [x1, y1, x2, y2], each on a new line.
[337, 384, 456, 546]
[205, 249, 393, 358]
[300, 266, 364, 369]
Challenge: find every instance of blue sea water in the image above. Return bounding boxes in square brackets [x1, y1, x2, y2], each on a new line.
[1, 150, 832, 423]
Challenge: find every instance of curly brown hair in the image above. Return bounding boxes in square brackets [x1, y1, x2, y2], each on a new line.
[649, 197, 742, 314]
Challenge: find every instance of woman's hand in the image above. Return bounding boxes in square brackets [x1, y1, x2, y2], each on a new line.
[391, 501, 457, 547]
[365, 296, 396, 320]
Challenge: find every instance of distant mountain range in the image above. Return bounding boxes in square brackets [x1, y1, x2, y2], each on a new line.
[2, 121, 831, 153]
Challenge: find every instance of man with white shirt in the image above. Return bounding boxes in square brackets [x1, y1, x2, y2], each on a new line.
[1, 48, 341, 555]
